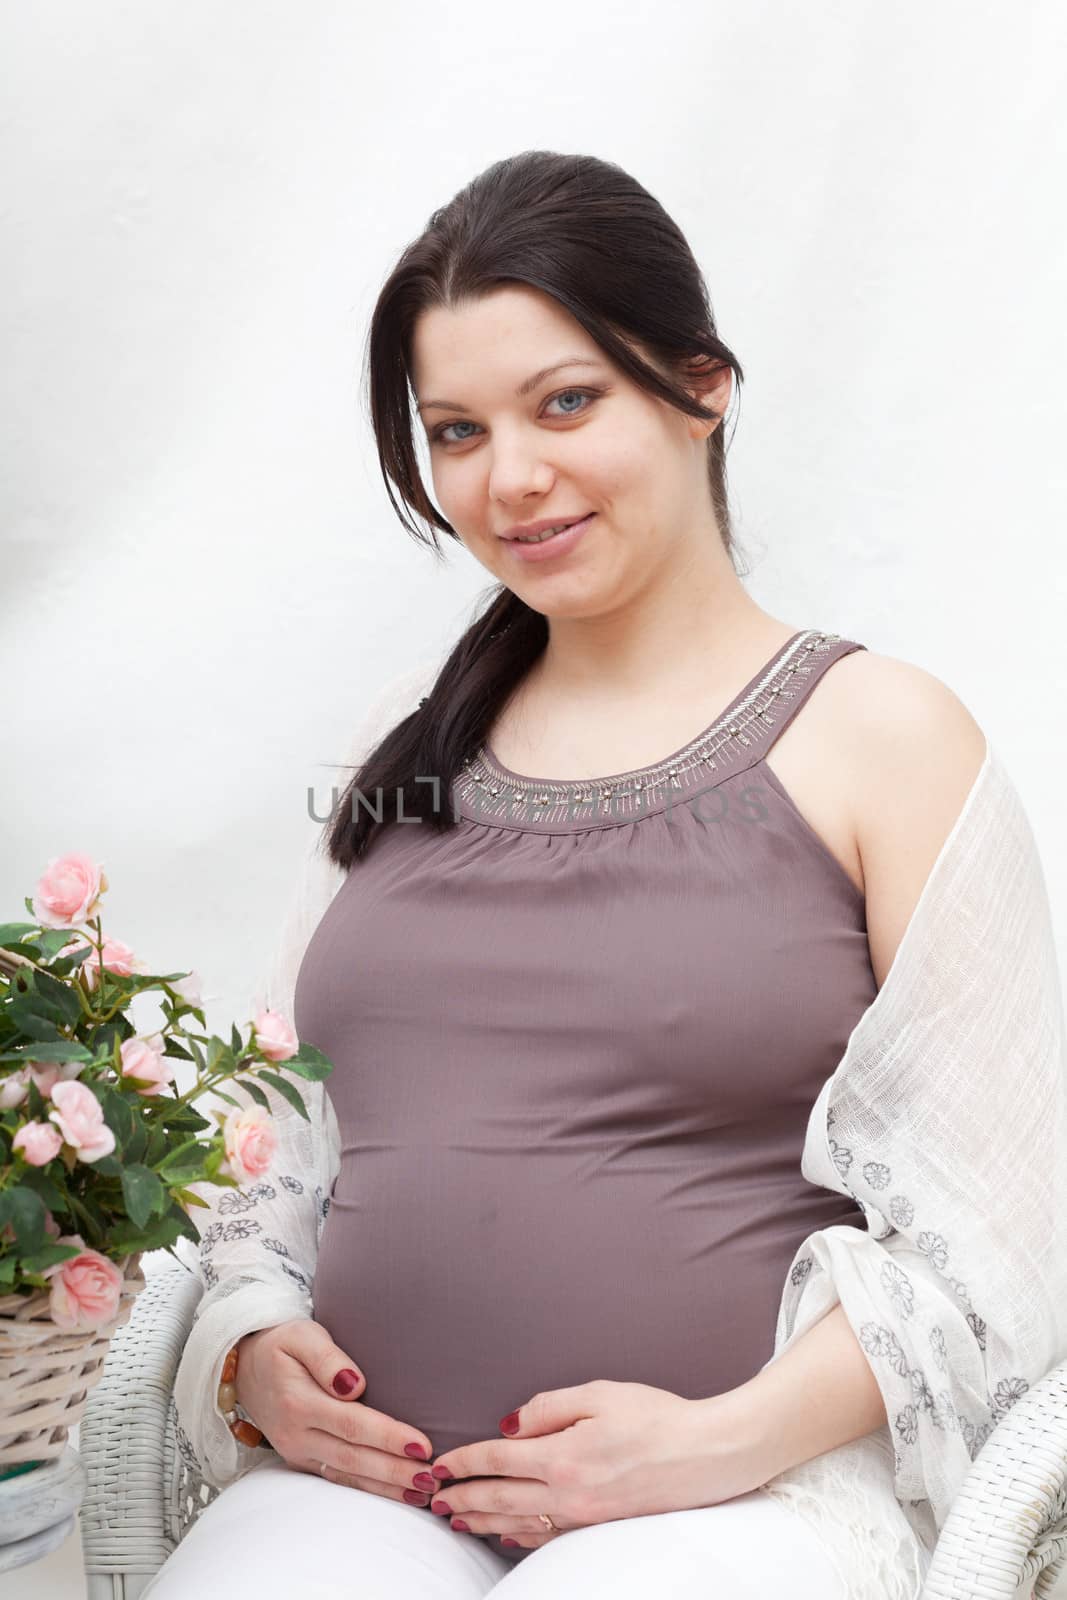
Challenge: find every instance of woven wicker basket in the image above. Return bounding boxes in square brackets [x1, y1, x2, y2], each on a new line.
[0, 1250, 145, 1470]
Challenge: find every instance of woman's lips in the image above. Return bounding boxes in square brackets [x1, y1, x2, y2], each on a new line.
[503, 513, 596, 563]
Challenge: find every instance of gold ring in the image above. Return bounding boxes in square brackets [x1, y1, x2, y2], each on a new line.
[537, 1512, 558, 1533]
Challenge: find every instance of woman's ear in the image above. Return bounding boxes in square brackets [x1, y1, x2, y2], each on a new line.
[682, 354, 731, 440]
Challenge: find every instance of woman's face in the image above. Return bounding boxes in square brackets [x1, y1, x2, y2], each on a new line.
[410, 285, 727, 622]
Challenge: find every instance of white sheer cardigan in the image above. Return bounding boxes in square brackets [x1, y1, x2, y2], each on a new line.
[171, 658, 1067, 1600]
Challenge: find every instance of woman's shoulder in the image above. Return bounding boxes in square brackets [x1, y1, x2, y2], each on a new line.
[821, 642, 988, 769]
[820, 643, 989, 988]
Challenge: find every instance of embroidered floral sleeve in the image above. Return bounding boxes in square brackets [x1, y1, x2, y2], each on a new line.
[171, 658, 441, 1489]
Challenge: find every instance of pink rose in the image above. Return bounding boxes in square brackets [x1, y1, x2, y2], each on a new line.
[13, 1120, 64, 1166]
[1, 1061, 84, 1108]
[59, 933, 141, 989]
[0, 1068, 30, 1110]
[44, 1239, 124, 1332]
[221, 1105, 277, 1184]
[119, 1033, 176, 1096]
[32, 853, 108, 929]
[28, 1059, 86, 1098]
[252, 1008, 299, 1063]
[48, 1079, 116, 1162]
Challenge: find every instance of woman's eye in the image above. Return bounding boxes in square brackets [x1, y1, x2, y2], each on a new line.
[545, 387, 596, 418]
[430, 387, 599, 446]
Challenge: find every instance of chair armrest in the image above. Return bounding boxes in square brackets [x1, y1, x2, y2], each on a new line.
[79, 1252, 221, 1600]
[921, 1360, 1067, 1598]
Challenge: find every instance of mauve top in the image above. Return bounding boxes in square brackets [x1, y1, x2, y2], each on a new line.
[296, 627, 872, 1564]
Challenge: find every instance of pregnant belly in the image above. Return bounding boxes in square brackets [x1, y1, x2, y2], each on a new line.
[309, 1149, 861, 1465]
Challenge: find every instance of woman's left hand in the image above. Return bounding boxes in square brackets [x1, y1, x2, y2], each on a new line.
[427, 1377, 767, 1550]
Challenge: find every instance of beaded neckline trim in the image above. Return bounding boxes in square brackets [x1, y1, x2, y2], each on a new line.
[454, 630, 845, 830]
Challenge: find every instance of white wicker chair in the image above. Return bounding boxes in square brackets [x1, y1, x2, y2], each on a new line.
[78, 1254, 1067, 1599]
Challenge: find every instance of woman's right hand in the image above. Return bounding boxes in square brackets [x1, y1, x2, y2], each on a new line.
[233, 1318, 439, 1506]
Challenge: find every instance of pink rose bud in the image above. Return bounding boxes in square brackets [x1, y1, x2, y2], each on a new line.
[171, 970, 203, 1007]
[68, 934, 141, 989]
[252, 1008, 299, 1063]
[28, 1062, 61, 1097]
[45, 1243, 124, 1332]
[13, 1120, 64, 1165]
[221, 1105, 278, 1184]
[47, 1079, 117, 1162]
[29, 1060, 89, 1100]
[119, 1033, 176, 1097]
[32, 853, 108, 929]
[0, 1067, 31, 1110]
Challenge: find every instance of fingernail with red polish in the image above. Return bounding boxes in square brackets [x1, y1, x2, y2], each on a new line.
[332, 1369, 360, 1396]
[431, 1463, 452, 1479]
[432, 1499, 452, 1515]
[501, 1537, 519, 1547]
[404, 1442, 429, 1460]
[452, 1518, 470, 1532]
[499, 1411, 520, 1435]
[403, 1489, 429, 1505]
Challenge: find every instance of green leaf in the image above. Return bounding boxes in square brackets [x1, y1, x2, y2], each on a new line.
[51, 944, 93, 972]
[165, 1108, 210, 1134]
[6, 997, 67, 1041]
[162, 1039, 194, 1062]
[0, 1255, 17, 1286]
[33, 928, 90, 961]
[231, 1023, 244, 1055]
[204, 1087, 241, 1110]
[18, 1169, 68, 1213]
[145, 1124, 168, 1165]
[255, 1070, 309, 1121]
[0, 1041, 94, 1065]
[31, 969, 83, 1026]
[159, 1162, 206, 1187]
[0, 922, 42, 946]
[20, 1241, 83, 1274]
[157, 1137, 207, 1176]
[99, 1085, 136, 1149]
[279, 1043, 334, 1081]
[236, 1078, 270, 1113]
[0, 1187, 47, 1253]
[107, 1205, 195, 1252]
[205, 1036, 234, 1075]
[120, 1165, 165, 1230]
[87, 1154, 124, 1178]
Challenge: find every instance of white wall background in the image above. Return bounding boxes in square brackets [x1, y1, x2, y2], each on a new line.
[0, 6, 1065, 1590]
[4, 0, 1066, 1029]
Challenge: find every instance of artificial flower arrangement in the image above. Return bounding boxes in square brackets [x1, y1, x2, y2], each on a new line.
[0, 850, 333, 1336]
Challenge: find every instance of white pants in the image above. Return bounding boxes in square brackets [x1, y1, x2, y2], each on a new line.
[141, 1453, 848, 1599]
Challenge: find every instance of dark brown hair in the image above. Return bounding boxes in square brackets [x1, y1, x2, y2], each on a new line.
[325, 149, 746, 870]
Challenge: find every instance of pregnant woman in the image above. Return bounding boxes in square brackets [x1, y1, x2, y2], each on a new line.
[157, 150, 1066, 1600]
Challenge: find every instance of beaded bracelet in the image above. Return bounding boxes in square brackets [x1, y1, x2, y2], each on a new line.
[217, 1339, 273, 1449]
